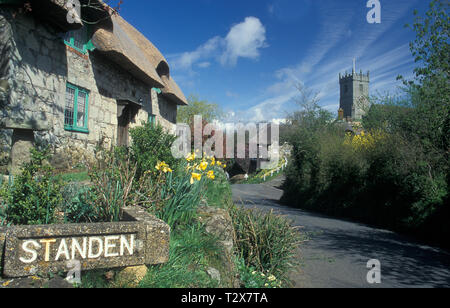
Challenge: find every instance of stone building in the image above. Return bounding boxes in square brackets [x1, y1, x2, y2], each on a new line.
[339, 64, 370, 122]
[0, 0, 187, 174]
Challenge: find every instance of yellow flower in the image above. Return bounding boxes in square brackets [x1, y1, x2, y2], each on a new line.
[156, 162, 172, 173]
[186, 153, 196, 162]
[190, 172, 202, 184]
[210, 157, 216, 166]
[207, 170, 215, 180]
[2, 280, 12, 287]
[199, 161, 208, 171]
[268, 275, 276, 282]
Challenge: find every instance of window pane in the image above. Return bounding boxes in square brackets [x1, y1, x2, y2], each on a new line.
[65, 87, 75, 126]
[77, 91, 87, 128]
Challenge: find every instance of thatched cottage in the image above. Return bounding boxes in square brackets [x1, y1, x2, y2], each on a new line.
[0, 0, 187, 174]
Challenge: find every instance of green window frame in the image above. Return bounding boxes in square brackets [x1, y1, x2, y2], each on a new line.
[65, 83, 90, 133]
[64, 27, 95, 54]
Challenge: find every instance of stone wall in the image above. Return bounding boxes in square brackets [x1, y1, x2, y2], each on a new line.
[0, 8, 178, 173]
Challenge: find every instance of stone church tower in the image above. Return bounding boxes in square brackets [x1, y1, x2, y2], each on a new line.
[339, 61, 370, 121]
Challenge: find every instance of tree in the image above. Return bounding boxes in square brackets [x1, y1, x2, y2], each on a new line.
[177, 95, 224, 124]
[281, 84, 333, 144]
[400, 0, 450, 154]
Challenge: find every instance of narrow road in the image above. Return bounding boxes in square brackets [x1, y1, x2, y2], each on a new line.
[232, 177, 450, 288]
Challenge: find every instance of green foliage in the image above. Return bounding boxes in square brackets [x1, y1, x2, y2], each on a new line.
[236, 257, 283, 288]
[229, 205, 300, 286]
[177, 95, 224, 124]
[139, 224, 221, 288]
[85, 148, 137, 223]
[150, 164, 205, 229]
[129, 122, 178, 180]
[61, 183, 96, 223]
[0, 148, 64, 226]
[54, 171, 89, 183]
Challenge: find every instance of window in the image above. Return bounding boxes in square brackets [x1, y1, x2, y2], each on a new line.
[360, 84, 364, 92]
[64, 27, 94, 54]
[65, 83, 89, 133]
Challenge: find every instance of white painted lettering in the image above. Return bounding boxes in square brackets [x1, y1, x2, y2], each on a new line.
[104, 236, 120, 258]
[88, 237, 103, 259]
[19, 240, 40, 264]
[55, 239, 70, 261]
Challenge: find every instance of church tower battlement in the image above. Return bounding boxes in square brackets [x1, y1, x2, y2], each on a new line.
[339, 60, 370, 121]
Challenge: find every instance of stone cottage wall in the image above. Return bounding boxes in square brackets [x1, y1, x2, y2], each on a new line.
[0, 8, 177, 173]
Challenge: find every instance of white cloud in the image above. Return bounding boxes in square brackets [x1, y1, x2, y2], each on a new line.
[220, 17, 267, 66]
[170, 36, 222, 70]
[169, 17, 267, 71]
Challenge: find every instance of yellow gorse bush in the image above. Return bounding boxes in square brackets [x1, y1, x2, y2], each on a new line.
[344, 130, 386, 151]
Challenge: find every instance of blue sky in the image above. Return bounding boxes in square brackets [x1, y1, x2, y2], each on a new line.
[119, 0, 430, 123]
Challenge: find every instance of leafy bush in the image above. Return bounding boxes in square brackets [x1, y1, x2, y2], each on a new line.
[229, 205, 300, 286]
[130, 123, 179, 180]
[0, 148, 64, 226]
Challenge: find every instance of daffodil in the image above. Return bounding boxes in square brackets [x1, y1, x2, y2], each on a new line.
[186, 153, 196, 162]
[210, 157, 216, 166]
[199, 161, 208, 171]
[207, 170, 215, 180]
[156, 162, 172, 173]
[190, 172, 202, 184]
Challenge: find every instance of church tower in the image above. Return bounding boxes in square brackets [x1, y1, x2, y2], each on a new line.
[339, 60, 370, 121]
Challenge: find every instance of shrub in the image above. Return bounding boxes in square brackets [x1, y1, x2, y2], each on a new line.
[130, 123, 179, 180]
[0, 148, 64, 226]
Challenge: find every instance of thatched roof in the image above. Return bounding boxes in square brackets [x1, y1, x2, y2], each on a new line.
[25, 0, 187, 106]
[91, 13, 188, 106]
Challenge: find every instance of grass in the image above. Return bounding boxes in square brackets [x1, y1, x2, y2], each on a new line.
[54, 171, 89, 183]
[242, 171, 284, 184]
[204, 169, 232, 208]
[229, 205, 301, 287]
[139, 224, 222, 288]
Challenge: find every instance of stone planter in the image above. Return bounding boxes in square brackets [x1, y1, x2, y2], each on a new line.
[0, 207, 170, 278]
